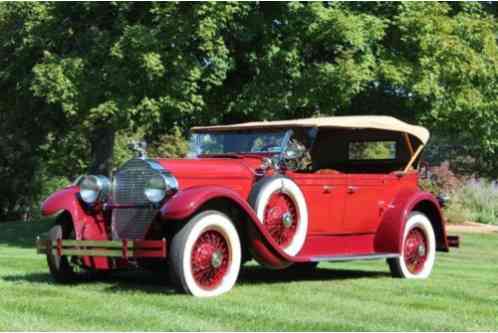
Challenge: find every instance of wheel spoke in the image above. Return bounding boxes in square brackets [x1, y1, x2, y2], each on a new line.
[191, 230, 230, 290]
[263, 192, 299, 247]
[404, 226, 429, 274]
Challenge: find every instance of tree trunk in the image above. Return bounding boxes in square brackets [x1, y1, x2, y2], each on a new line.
[88, 127, 115, 177]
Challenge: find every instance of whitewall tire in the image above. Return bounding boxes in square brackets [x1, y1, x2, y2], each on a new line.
[169, 210, 241, 297]
[388, 211, 436, 279]
[250, 177, 308, 256]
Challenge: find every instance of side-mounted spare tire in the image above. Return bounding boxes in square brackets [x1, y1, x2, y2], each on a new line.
[249, 176, 308, 256]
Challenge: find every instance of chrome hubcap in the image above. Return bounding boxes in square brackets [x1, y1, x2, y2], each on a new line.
[282, 212, 293, 228]
[417, 244, 426, 257]
[211, 250, 223, 268]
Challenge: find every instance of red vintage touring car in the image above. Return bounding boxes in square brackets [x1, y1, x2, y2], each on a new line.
[37, 116, 458, 297]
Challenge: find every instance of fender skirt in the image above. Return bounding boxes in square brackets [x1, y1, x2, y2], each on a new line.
[374, 188, 449, 254]
[160, 186, 306, 267]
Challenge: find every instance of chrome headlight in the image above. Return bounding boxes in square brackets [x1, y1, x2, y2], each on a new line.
[144, 173, 178, 203]
[79, 175, 111, 204]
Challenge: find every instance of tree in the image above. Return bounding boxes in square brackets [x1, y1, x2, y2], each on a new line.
[348, 3, 498, 176]
[203, 3, 386, 123]
[23, 3, 239, 175]
[2, 2, 498, 220]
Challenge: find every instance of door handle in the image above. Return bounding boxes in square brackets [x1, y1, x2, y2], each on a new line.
[323, 185, 333, 193]
[347, 186, 358, 193]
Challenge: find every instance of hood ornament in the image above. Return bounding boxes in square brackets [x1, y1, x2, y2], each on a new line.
[128, 140, 147, 159]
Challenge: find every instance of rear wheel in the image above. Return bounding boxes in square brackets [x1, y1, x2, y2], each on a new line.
[169, 210, 241, 297]
[388, 212, 436, 279]
[46, 224, 79, 283]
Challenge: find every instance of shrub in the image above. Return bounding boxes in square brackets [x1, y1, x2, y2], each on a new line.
[445, 178, 498, 225]
[419, 161, 462, 195]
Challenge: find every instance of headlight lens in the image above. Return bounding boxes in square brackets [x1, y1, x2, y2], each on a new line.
[80, 175, 111, 204]
[144, 173, 178, 203]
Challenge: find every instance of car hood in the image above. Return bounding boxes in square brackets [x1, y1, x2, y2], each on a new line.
[155, 157, 262, 180]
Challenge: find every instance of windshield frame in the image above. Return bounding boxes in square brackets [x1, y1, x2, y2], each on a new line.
[187, 129, 293, 157]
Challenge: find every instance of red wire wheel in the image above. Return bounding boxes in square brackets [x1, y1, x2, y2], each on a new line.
[403, 227, 429, 274]
[263, 192, 299, 248]
[190, 230, 230, 290]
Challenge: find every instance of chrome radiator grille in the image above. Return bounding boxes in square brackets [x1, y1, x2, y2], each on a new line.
[111, 159, 158, 240]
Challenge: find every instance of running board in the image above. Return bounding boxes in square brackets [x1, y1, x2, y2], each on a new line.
[310, 253, 399, 262]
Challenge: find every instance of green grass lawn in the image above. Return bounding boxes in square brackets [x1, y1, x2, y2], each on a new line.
[0, 220, 497, 331]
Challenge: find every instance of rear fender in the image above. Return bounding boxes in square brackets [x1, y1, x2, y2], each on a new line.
[41, 186, 110, 269]
[374, 188, 448, 254]
[160, 186, 299, 267]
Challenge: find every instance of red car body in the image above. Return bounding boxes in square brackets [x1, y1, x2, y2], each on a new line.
[38, 116, 457, 297]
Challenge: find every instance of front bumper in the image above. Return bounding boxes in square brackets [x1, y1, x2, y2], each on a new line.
[36, 237, 167, 258]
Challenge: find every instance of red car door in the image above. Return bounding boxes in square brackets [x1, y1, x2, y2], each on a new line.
[290, 172, 347, 234]
[342, 174, 387, 234]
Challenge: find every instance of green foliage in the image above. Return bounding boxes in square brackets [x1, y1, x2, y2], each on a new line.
[147, 127, 189, 158]
[379, 3, 498, 176]
[2, 2, 498, 219]
[206, 3, 386, 123]
[113, 128, 147, 169]
[349, 141, 395, 160]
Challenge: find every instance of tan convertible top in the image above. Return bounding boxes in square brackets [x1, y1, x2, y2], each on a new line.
[192, 116, 430, 144]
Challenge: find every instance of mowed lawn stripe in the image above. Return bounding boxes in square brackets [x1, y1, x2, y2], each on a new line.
[0, 220, 497, 331]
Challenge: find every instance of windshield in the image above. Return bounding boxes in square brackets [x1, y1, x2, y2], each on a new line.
[188, 130, 289, 157]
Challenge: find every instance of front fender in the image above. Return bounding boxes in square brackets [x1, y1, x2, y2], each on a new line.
[41, 186, 108, 242]
[42, 186, 80, 218]
[159, 186, 302, 267]
[374, 187, 448, 254]
[41, 186, 110, 269]
[159, 186, 249, 221]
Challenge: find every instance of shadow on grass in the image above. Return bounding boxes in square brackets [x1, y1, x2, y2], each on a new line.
[3, 272, 53, 284]
[238, 265, 390, 285]
[2, 270, 178, 294]
[2, 265, 390, 295]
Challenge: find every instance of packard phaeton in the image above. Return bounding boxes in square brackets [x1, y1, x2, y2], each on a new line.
[37, 116, 458, 297]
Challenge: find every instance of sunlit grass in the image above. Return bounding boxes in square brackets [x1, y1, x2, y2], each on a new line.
[0, 220, 496, 331]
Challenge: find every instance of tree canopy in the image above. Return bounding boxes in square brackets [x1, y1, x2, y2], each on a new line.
[1, 2, 497, 220]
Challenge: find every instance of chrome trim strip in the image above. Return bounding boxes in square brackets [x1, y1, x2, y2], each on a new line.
[310, 253, 399, 262]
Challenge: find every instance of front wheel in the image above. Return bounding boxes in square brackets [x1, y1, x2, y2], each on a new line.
[169, 210, 242, 297]
[388, 212, 436, 279]
[46, 224, 79, 283]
